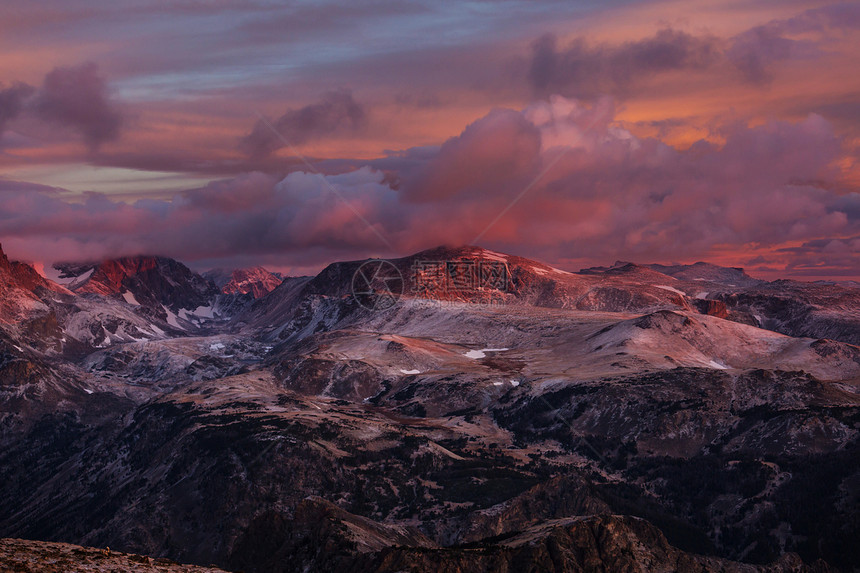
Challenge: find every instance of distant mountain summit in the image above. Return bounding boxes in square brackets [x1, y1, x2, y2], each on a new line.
[645, 261, 762, 288]
[57, 255, 218, 313]
[204, 266, 283, 299]
[580, 260, 761, 288]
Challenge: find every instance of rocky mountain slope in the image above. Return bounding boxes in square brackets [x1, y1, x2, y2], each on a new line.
[0, 537, 230, 572]
[1, 244, 859, 572]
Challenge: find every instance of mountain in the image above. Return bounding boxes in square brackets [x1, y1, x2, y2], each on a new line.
[69, 255, 219, 313]
[42, 255, 253, 355]
[0, 244, 69, 325]
[645, 261, 763, 288]
[204, 266, 283, 298]
[237, 245, 699, 342]
[1, 244, 859, 572]
[581, 260, 762, 288]
[712, 279, 860, 344]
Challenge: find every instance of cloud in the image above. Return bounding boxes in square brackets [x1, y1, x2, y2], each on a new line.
[725, 2, 860, 85]
[31, 62, 122, 150]
[528, 29, 721, 98]
[727, 25, 798, 85]
[0, 83, 35, 134]
[0, 95, 858, 278]
[240, 90, 366, 158]
[775, 235, 860, 277]
[403, 108, 541, 202]
[528, 5, 860, 99]
[0, 167, 397, 266]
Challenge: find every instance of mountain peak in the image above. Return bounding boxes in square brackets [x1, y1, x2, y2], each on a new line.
[0, 243, 10, 273]
[75, 256, 160, 296]
[410, 244, 508, 261]
[72, 255, 218, 311]
[215, 267, 283, 299]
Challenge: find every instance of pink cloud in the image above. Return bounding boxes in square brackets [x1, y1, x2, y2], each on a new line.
[1, 95, 858, 279]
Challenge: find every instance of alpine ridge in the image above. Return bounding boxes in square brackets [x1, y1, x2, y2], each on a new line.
[1, 244, 858, 572]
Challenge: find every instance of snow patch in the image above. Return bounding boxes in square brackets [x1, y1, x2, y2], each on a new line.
[465, 347, 510, 359]
[83, 388, 94, 394]
[181, 304, 215, 321]
[695, 291, 709, 299]
[50, 267, 94, 287]
[707, 359, 729, 370]
[400, 369, 421, 375]
[510, 380, 520, 387]
[655, 285, 685, 296]
[163, 306, 185, 330]
[210, 343, 226, 351]
[122, 290, 140, 306]
[493, 381, 504, 386]
[477, 249, 508, 262]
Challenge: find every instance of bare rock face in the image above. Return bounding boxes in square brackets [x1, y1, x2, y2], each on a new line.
[218, 266, 283, 298]
[694, 298, 730, 319]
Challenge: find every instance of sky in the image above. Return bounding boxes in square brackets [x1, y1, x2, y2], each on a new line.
[1, 0, 859, 279]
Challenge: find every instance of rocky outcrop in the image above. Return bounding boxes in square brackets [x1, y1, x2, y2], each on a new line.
[694, 298, 730, 319]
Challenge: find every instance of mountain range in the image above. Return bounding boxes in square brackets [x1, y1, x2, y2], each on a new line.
[1, 243, 858, 572]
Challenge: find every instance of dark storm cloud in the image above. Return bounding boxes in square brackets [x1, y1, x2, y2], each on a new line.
[727, 26, 796, 84]
[725, 2, 860, 84]
[775, 234, 860, 278]
[0, 83, 35, 134]
[31, 62, 122, 150]
[528, 29, 722, 98]
[240, 90, 366, 158]
[529, 3, 860, 99]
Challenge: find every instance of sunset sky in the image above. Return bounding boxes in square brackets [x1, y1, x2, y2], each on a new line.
[1, 0, 859, 279]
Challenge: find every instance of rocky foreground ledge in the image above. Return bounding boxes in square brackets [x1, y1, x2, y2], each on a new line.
[0, 538, 229, 572]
